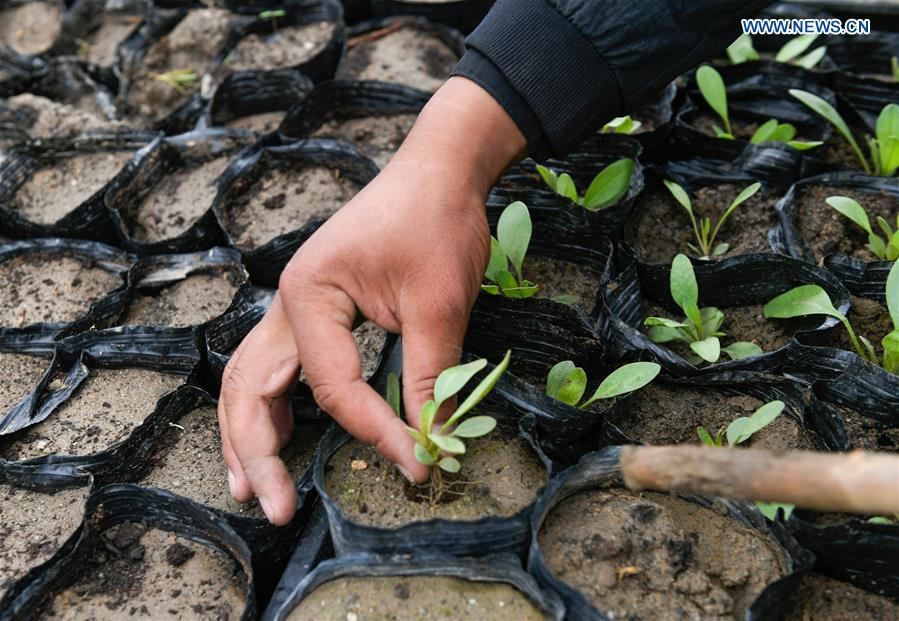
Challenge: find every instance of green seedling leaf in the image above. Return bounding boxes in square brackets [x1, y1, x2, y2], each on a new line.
[750, 119, 779, 144]
[697, 425, 717, 446]
[433, 359, 487, 409]
[428, 433, 465, 455]
[886, 260, 899, 329]
[876, 104, 899, 175]
[557, 367, 587, 406]
[764, 284, 843, 320]
[646, 324, 689, 344]
[405, 425, 426, 445]
[644, 317, 690, 329]
[663, 180, 693, 214]
[868, 516, 896, 525]
[501, 284, 539, 299]
[420, 400, 438, 435]
[414, 443, 435, 466]
[826, 196, 874, 236]
[790, 89, 870, 174]
[893, 57, 899, 82]
[700, 307, 725, 336]
[776, 34, 818, 63]
[447, 350, 511, 426]
[438, 456, 461, 473]
[485, 236, 507, 282]
[731, 400, 785, 445]
[795, 46, 826, 69]
[727, 33, 759, 64]
[722, 341, 764, 360]
[582, 158, 635, 211]
[604, 116, 641, 134]
[497, 201, 531, 280]
[757, 502, 795, 521]
[451, 416, 496, 438]
[496, 270, 518, 292]
[787, 140, 823, 151]
[536, 164, 558, 191]
[713, 126, 735, 140]
[551, 294, 580, 305]
[480, 284, 500, 295]
[696, 65, 730, 135]
[690, 336, 721, 363]
[555, 173, 578, 203]
[670, 254, 702, 328]
[582, 362, 660, 406]
[259, 9, 286, 19]
[712, 243, 730, 256]
[387, 372, 401, 417]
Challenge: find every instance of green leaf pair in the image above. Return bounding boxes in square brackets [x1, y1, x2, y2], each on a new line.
[545, 361, 660, 409]
[663, 179, 761, 260]
[749, 119, 822, 151]
[644, 254, 764, 364]
[698, 400, 785, 447]
[259, 9, 286, 19]
[406, 351, 510, 473]
[726, 33, 826, 70]
[536, 158, 635, 211]
[481, 202, 538, 299]
[152, 69, 199, 94]
[826, 195, 899, 261]
[602, 116, 642, 135]
[790, 90, 899, 177]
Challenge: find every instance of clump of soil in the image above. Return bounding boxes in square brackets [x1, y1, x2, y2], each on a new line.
[0, 368, 183, 461]
[539, 488, 789, 621]
[0, 94, 123, 141]
[610, 382, 818, 451]
[525, 255, 601, 315]
[223, 22, 336, 73]
[11, 150, 135, 225]
[310, 113, 418, 169]
[0, 254, 123, 328]
[630, 181, 777, 263]
[0, 2, 61, 56]
[140, 405, 327, 519]
[642, 301, 795, 357]
[786, 573, 899, 620]
[804, 295, 892, 360]
[337, 24, 459, 92]
[125, 9, 232, 123]
[121, 270, 241, 327]
[125, 156, 232, 243]
[287, 575, 548, 621]
[0, 484, 87, 600]
[325, 422, 547, 528]
[39, 522, 246, 620]
[79, 14, 142, 67]
[0, 352, 48, 415]
[795, 185, 897, 262]
[224, 111, 286, 135]
[222, 164, 359, 250]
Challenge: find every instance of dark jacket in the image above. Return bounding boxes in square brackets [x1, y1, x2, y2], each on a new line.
[453, 0, 774, 159]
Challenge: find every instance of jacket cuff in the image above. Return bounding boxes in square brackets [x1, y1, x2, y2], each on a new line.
[456, 0, 623, 159]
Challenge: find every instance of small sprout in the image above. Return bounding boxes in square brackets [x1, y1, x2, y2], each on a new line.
[152, 69, 199, 94]
[790, 90, 899, 177]
[893, 57, 899, 83]
[883, 261, 899, 373]
[663, 179, 762, 259]
[825, 195, 899, 260]
[726, 34, 759, 65]
[259, 8, 286, 33]
[868, 515, 898, 525]
[749, 119, 822, 151]
[697, 400, 785, 447]
[545, 361, 660, 409]
[387, 372, 401, 417]
[536, 158, 634, 211]
[481, 201, 538, 299]
[726, 33, 826, 69]
[644, 254, 763, 364]
[602, 115, 642, 135]
[756, 502, 795, 521]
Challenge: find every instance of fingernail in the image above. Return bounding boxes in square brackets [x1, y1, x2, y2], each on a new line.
[397, 464, 416, 484]
[227, 469, 237, 496]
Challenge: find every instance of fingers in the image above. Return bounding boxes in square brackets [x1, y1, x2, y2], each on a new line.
[218, 295, 301, 525]
[280, 281, 430, 483]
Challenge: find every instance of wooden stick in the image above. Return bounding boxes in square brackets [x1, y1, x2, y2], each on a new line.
[620, 445, 899, 515]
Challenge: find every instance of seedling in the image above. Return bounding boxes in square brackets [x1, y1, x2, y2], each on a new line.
[387, 372, 401, 417]
[152, 69, 198, 94]
[481, 201, 538, 298]
[602, 115, 642, 135]
[696, 65, 820, 150]
[644, 254, 764, 364]
[763, 263, 899, 373]
[545, 361, 660, 409]
[790, 90, 899, 176]
[405, 351, 510, 503]
[259, 9, 286, 33]
[663, 179, 762, 259]
[757, 502, 795, 521]
[892, 57, 899, 83]
[825, 195, 899, 260]
[697, 400, 785, 447]
[536, 158, 634, 211]
[726, 33, 826, 69]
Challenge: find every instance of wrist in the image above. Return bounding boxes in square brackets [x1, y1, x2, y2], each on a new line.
[388, 76, 527, 199]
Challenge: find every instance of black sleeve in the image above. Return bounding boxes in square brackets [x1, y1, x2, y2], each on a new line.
[452, 0, 775, 160]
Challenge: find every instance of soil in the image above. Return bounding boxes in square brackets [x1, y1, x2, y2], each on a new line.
[0, 94, 123, 140]
[526, 255, 601, 315]
[80, 14, 142, 67]
[0, 254, 123, 328]
[819, 130, 871, 171]
[222, 164, 359, 250]
[40, 522, 246, 620]
[0, 2, 61, 56]
[0, 484, 87, 601]
[642, 301, 795, 357]
[610, 382, 819, 451]
[325, 422, 547, 528]
[286, 575, 548, 621]
[224, 110, 286, 135]
[539, 488, 788, 621]
[337, 25, 459, 92]
[691, 113, 759, 141]
[630, 181, 778, 263]
[804, 296, 892, 360]
[0, 352, 48, 416]
[121, 270, 241, 327]
[310, 113, 418, 169]
[0, 368, 183, 461]
[785, 573, 899, 621]
[125, 156, 232, 243]
[125, 9, 232, 123]
[223, 22, 336, 73]
[823, 403, 899, 453]
[795, 185, 897, 262]
[11, 150, 135, 225]
[140, 405, 328, 519]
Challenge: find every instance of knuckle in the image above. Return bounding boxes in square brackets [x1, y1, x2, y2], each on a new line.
[310, 379, 342, 413]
